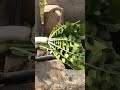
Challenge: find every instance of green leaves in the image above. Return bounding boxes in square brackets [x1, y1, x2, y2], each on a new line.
[86, 0, 120, 89]
[86, 21, 120, 90]
[47, 21, 85, 70]
[9, 47, 34, 56]
[8, 42, 34, 56]
[86, 38, 107, 65]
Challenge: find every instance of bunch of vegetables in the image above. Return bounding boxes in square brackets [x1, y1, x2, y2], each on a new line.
[35, 21, 85, 70]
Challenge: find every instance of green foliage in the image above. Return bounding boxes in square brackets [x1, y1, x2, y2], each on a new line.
[8, 42, 34, 57]
[0, 42, 34, 56]
[39, 21, 85, 70]
[48, 21, 85, 70]
[86, 23, 120, 90]
[86, 0, 120, 90]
